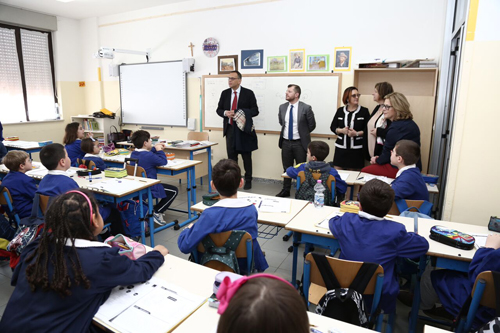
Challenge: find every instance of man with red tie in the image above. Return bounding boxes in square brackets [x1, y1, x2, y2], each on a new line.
[216, 71, 259, 190]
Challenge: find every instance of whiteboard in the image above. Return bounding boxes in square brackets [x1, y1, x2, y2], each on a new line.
[202, 73, 341, 136]
[119, 61, 186, 126]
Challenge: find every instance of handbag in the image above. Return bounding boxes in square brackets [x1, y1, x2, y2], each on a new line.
[488, 216, 500, 232]
[104, 234, 146, 260]
[108, 125, 126, 144]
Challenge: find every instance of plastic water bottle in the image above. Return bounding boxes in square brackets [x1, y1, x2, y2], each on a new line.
[314, 180, 325, 208]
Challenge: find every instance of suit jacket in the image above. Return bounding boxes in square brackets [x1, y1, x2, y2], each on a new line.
[216, 86, 259, 137]
[278, 101, 316, 151]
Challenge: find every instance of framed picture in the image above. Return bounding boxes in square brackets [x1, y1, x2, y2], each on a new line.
[334, 47, 352, 71]
[307, 54, 329, 72]
[289, 49, 305, 72]
[218, 55, 238, 74]
[267, 56, 288, 73]
[241, 49, 264, 69]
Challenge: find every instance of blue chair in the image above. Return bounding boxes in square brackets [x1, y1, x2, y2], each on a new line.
[304, 253, 391, 332]
[388, 199, 433, 216]
[191, 230, 253, 275]
[0, 186, 21, 225]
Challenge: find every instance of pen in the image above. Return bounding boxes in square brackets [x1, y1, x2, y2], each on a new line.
[258, 201, 262, 209]
[356, 177, 364, 180]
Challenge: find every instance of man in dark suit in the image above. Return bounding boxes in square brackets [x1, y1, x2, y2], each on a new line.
[276, 84, 316, 197]
[216, 71, 259, 190]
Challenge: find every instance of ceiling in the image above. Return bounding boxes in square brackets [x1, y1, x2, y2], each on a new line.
[0, 0, 191, 20]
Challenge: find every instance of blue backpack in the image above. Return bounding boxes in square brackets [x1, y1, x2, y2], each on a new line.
[117, 200, 149, 237]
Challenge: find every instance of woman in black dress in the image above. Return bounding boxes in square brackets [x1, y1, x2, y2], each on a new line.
[330, 86, 370, 170]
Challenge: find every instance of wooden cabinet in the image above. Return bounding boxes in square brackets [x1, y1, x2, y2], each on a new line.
[354, 68, 438, 173]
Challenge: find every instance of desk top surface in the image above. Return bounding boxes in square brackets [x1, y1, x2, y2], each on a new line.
[191, 192, 310, 227]
[102, 156, 202, 170]
[354, 172, 439, 193]
[2, 140, 41, 150]
[116, 140, 218, 151]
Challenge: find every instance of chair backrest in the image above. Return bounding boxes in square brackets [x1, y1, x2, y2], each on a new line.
[305, 253, 383, 295]
[187, 131, 209, 141]
[388, 199, 427, 215]
[472, 271, 497, 309]
[297, 170, 336, 201]
[76, 158, 96, 170]
[0, 186, 21, 225]
[125, 165, 147, 178]
[39, 195, 50, 215]
[196, 231, 252, 272]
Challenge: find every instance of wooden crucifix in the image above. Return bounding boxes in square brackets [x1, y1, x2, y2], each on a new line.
[188, 42, 195, 57]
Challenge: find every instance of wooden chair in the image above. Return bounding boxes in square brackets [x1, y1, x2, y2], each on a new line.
[192, 230, 253, 275]
[0, 186, 21, 225]
[304, 253, 388, 332]
[76, 158, 97, 170]
[187, 131, 209, 141]
[123, 158, 147, 178]
[39, 195, 50, 215]
[457, 271, 498, 333]
[387, 199, 432, 215]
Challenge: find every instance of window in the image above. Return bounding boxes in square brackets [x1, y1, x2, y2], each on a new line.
[0, 23, 58, 123]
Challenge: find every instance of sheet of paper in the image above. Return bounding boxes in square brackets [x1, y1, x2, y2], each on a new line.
[85, 179, 144, 194]
[26, 169, 49, 177]
[258, 198, 291, 213]
[364, 175, 392, 184]
[241, 195, 262, 207]
[472, 234, 488, 249]
[315, 211, 344, 229]
[163, 159, 183, 167]
[95, 277, 206, 333]
[3, 140, 40, 149]
[338, 172, 349, 181]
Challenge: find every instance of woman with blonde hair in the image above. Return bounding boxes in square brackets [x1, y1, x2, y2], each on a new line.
[361, 92, 421, 178]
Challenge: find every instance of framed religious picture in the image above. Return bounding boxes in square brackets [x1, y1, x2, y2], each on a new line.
[334, 47, 352, 71]
[218, 55, 238, 74]
[267, 56, 288, 73]
[241, 49, 264, 69]
[289, 49, 305, 72]
[307, 54, 329, 72]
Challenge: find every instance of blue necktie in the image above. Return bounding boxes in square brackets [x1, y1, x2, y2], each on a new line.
[288, 105, 294, 140]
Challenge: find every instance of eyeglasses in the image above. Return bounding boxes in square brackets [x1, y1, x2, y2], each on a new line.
[228, 77, 240, 81]
[351, 94, 361, 98]
[381, 104, 393, 110]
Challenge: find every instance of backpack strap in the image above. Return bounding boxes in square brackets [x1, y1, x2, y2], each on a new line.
[395, 199, 409, 214]
[418, 201, 433, 216]
[348, 262, 379, 293]
[312, 253, 341, 290]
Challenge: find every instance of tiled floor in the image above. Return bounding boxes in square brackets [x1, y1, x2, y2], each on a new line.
[0, 175, 441, 332]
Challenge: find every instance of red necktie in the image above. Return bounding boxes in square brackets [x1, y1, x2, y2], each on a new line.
[230, 91, 237, 125]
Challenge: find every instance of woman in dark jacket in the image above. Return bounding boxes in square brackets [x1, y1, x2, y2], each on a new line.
[361, 92, 421, 178]
[365, 82, 394, 160]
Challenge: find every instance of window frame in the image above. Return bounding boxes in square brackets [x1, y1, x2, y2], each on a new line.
[0, 22, 58, 122]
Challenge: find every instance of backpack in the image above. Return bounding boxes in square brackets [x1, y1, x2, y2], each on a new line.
[396, 199, 433, 218]
[295, 168, 333, 206]
[312, 253, 379, 328]
[200, 230, 251, 274]
[117, 200, 149, 237]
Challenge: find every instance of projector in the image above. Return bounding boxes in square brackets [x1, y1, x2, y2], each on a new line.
[94, 47, 114, 59]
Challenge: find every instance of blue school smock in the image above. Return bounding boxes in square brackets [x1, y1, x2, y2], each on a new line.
[431, 247, 500, 329]
[177, 198, 269, 274]
[391, 166, 429, 201]
[285, 160, 348, 194]
[329, 211, 429, 313]
[130, 148, 167, 199]
[1, 171, 37, 219]
[0, 238, 164, 333]
[65, 139, 85, 167]
[83, 153, 107, 171]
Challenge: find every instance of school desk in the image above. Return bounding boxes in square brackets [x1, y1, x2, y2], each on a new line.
[2, 140, 43, 158]
[285, 203, 415, 288]
[190, 191, 310, 239]
[116, 140, 218, 193]
[354, 172, 439, 194]
[424, 325, 450, 332]
[173, 299, 375, 333]
[95, 253, 219, 333]
[102, 156, 202, 231]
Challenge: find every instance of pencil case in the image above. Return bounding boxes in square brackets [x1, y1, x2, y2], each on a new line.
[76, 169, 101, 176]
[488, 216, 500, 232]
[421, 173, 439, 184]
[429, 225, 475, 250]
[203, 193, 221, 206]
[166, 152, 175, 160]
[104, 234, 146, 260]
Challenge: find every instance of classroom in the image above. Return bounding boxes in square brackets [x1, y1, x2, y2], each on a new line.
[0, 0, 499, 332]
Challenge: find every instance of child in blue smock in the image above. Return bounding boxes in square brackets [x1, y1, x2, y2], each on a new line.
[389, 139, 429, 201]
[0, 190, 168, 332]
[64, 122, 88, 167]
[80, 137, 106, 170]
[286, 141, 347, 201]
[1, 150, 37, 219]
[178, 159, 268, 274]
[329, 179, 429, 314]
[130, 130, 178, 226]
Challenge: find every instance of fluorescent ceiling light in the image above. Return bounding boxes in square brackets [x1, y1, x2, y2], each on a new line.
[56, 0, 75, 3]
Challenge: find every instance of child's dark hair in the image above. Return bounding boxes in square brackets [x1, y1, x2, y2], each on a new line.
[131, 130, 150, 149]
[212, 159, 241, 197]
[2, 150, 29, 171]
[359, 179, 395, 217]
[63, 122, 80, 145]
[394, 140, 420, 165]
[217, 278, 309, 333]
[80, 138, 96, 154]
[40, 143, 66, 170]
[308, 141, 330, 161]
[25, 190, 99, 297]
